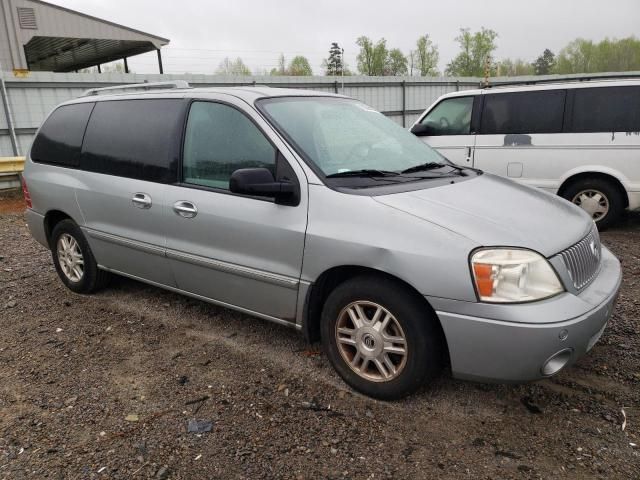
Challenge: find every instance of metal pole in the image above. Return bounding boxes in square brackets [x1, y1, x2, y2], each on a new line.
[157, 49, 164, 74]
[334, 80, 338, 94]
[341, 47, 345, 93]
[401, 80, 406, 127]
[97, 64, 101, 73]
[123, 57, 129, 74]
[0, 65, 19, 156]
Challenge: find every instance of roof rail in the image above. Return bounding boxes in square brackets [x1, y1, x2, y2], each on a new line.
[482, 72, 640, 89]
[82, 80, 191, 97]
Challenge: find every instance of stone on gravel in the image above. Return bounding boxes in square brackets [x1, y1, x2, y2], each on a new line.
[155, 465, 169, 479]
[5, 300, 16, 308]
[187, 419, 213, 433]
[521, 396, 543, 414]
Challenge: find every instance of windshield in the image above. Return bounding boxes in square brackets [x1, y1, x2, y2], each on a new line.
[258, 97, 449, 177]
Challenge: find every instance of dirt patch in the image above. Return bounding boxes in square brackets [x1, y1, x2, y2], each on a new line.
[0, 189, 25, 214]
[0, 206, 639, 479]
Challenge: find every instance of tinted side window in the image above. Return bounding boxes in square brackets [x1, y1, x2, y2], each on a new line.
[420, 96, 474, 135]
[480, 90, 566, 134]
[31, 103, 94, 167]
[81, 99, 183, 183]
[571, 86, 640, 132]
[182, 102, 276, 190]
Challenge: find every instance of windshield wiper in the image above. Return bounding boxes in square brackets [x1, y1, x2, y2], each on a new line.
[401, 162, 469, 176]
[401, 162, 448, 174]
[326, 169, 399, 178]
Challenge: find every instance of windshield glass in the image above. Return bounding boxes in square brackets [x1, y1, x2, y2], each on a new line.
[258, 97, 449, 177]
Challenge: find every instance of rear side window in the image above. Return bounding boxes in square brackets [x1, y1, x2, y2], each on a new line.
[182, 101, 276, 190]
[571, 86, 640, 132]
[420, 96, 474, 135]
[480, 90, 566, 134]
[81, 99, 183, 183]
[30, 103, 94, 167]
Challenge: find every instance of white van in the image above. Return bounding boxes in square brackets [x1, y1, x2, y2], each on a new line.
[411, 80, 640, 228]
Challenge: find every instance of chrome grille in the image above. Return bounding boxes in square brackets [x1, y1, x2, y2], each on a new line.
[559, 227, 602, 290]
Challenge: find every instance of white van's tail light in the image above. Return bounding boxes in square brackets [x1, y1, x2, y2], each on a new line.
[471, 248, 564, 303]
[22, 177, 32, 208]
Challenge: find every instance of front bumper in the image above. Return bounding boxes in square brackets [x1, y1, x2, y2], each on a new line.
[431, 246, 621, 383]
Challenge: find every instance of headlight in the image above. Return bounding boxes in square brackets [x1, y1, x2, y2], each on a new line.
[470, 248, 564, 303]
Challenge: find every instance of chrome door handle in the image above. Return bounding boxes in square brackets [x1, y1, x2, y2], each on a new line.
[132, 193, 152, 209]
[173, 201, 198, 218]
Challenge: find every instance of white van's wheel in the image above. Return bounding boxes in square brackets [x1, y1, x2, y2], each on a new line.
[571, 189, 609, 221]
[562, 178, 624, 230]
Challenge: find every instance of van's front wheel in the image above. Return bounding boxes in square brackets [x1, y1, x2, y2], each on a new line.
[562, 178, 624, 230]
[321, 275, 443, 400]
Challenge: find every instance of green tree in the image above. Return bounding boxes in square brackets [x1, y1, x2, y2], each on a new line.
[288, 55, 313, 76]
[386, 48, 408, 75]
[408, 50, 417, 75]
[533, 48, 555, 75]
[496, 58, 534, 76]
[216, 57, 251, 75]
[415, 34, 439, 76]
[445, 27, 498, 77]
[554, 39, 596, 73]
[356, 36, 388, 75]
[554, 37, 640, 74]
[323, 42, 344, 75]
[270, 54, 287, 76]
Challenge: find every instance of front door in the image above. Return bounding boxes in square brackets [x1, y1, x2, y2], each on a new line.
[164, 98, 308, 321]
[415, 95, 476, 165]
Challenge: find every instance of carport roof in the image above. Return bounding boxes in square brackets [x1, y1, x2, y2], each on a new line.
[13, 0, 169, 72]
[25, 36, 163, 72]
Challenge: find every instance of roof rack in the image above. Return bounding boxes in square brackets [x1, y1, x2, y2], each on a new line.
[482, 72, 640, 89]
[82, 80, 191, 97]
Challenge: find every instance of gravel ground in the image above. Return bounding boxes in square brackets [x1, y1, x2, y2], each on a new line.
[1, 191, 639, 479]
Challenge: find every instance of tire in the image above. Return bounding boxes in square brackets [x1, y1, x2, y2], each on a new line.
[51, 219, 111, 293]
[321, 275, 444, 400]
[561, 178, 624, 230]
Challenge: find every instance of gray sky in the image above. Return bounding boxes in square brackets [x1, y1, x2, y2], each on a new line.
[50, 0, 640, 74]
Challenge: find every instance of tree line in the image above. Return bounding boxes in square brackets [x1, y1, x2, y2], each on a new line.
[214, 31, 640, 77]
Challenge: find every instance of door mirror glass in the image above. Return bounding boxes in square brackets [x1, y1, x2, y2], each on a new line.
[420, 96, 474, 136]
[410, 123, 436, 136]
[229, 168, 295, 201]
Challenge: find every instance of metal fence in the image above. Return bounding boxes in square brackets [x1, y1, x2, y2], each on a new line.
[1, 70, 639, 158]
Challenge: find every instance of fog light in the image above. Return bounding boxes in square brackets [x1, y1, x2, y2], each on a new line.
[541, 349, 573, 376]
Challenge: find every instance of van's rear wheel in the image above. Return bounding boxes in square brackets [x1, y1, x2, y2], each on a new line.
[562, 178, 624, 230]
[51, 219, 110, 293]
[321, 275, 443, 400]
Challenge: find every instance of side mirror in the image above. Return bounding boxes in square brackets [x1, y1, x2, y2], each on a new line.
[410, 122, 436, 137]
[229, 168, 295, 202]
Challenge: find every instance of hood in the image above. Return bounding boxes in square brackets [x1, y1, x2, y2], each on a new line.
[374, 173, 592, 257]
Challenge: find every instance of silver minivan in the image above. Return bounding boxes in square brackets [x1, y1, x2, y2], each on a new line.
[23, 82, 622, 399]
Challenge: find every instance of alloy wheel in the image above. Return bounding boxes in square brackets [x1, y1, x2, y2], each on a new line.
[57, 233, 84, 282]
[335, 301, 408, 382]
